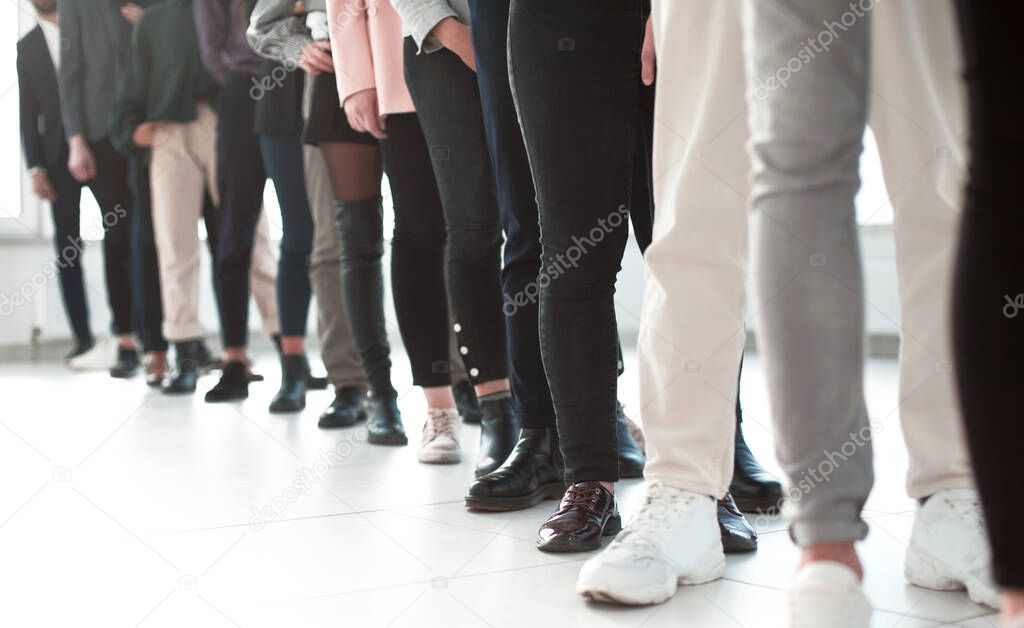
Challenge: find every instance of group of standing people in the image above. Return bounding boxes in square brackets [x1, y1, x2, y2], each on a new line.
[16, 0, 1021, 626]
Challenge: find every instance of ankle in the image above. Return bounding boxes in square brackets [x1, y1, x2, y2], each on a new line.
[799, 542, 862, 580]
[118, 334, 136, 350]
[279, 335, 304, 355]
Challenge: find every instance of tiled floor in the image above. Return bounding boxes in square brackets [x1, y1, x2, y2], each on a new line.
[0, 351, 998, 627]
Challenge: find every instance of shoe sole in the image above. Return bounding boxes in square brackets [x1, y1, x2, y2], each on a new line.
[905, 548, 998, 608]
[722, 533, 758, 554]
[579, 556, 725, 605]
[205, 394, 249, 403]
[269, 402, 306, 414]
[418, 450, 462, 464]
[368, 433, 408, 446]
[318, 415, 368, 429]
[537, 514, 622, 553]
[732, 496, 781, 514]
[109, 369, 139, 379]
[464, 482, 564, 512]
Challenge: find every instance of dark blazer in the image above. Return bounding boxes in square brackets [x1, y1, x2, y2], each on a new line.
[17, 25, 67, 171]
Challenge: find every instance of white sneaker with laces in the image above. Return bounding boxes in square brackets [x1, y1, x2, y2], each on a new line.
[576, 482, 724, 605]
[905, 488, 998, 608]
[67, 336, 117, 371]
[418, 408, 461, 464]
[789, 561, 870, 628]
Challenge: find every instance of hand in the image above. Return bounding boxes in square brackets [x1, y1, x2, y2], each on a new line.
[298, 40, 333, 76]
[67, 135, 96, 182]
[641, 15, 655, 86]
[293, 1, 305, 14]
[343, 89, 387, 140]
[30, 170, 57, 202]
[132, 121, 161, 147]
[120, 2, 143, 24]
[432, 17, 475, 72]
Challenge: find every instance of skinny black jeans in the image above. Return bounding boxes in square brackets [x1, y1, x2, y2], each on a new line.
[952, 0, 1024, 589]
[509, 0, 650, 482]
[403, 38, 509, 385]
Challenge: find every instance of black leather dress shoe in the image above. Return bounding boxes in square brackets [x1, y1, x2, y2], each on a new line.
[163, 340, 203, 394]
[367, 391, 407, 445]
[719, 492, 758, 553]
[452, 380, 483, 424]
[318, 386, 368, 428]
[476, 396, 520, 477]
[537, 482, 621, 553]
[269, 355, 307, 413]
[730, 420, 784, 513]
[616, 402, 646, 478]
[205, 361, 250, 402]
[466, 428, 563, 511]
[109, 347, 140, 378]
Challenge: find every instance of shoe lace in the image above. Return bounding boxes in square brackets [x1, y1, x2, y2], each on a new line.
[424, 409, 458, 442]
[612, 482, 696, 553]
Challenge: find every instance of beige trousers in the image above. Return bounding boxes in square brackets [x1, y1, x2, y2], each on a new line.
[643, 0, 970, 499]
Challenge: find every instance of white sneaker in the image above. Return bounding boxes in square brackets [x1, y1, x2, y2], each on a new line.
[905, 488, 998, 608]
[576, 482, 724, 605]
[789, 561, 870, 628]
[67, 336, 117, 371]
[417, 408, 461, 464]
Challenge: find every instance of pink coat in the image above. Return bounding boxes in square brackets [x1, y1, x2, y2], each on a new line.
[327, 0, 415, 115]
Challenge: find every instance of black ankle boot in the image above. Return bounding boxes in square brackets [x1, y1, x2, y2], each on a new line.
[465, 428, 563, 511]
[205, 361, 250, 402]
[318, 386, 368, 428]
[729, 418, 783, 513]
[163, 340, 202, 394]
[452, 380, 483, 424]
[616, 402, 646, 478]
[367, 390, 406, 445]
[109, 346, 140, 378]
[269, 355, 307, 413]
[718, 492, 758, 553]
[272, 335, 327, 390]
[476, 395, 520, 477]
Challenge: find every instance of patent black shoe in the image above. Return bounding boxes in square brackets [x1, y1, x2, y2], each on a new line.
[367, 391, 406, 445]
[476, 395, 520, 478]
[452, 380, 483, 424]
[719, 492, 758, 553]
[466, 428, 563, 512]
[616, 402, 646, 479]
[730, 420, 784, 513]
[205, 361, 250, 402]
[318, 386, 368, 428]
[269, 355, 307, 413]
[109, 347, 140, 378]
[163, 340, 203, 394]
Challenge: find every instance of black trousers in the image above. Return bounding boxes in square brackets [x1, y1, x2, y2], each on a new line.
[215, 71, 269, 349]
[509, 0, 649, 482]
[403, 37, 508, 385]
[952, 0, 1024, 589]
[47, 161, 93, 346]
[127, 154, 167, 353]
[87, 138, 134, 336]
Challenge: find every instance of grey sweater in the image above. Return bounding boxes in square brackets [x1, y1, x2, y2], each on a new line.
[246, 0, 325, 65]
[391, 0, 469, 54]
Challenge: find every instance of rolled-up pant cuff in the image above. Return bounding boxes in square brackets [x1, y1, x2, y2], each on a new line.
[163, 322, 205, 344]
[790, 519, 869, 548]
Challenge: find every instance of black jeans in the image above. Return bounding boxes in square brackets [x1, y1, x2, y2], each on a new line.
[952, 0, 1024, 589]
[403, 37, 508, 385]
[509, 0, 649, 482]
[260, 132, 313, 338]
[128, 154, 167, 353]
[48, 161, 92, 346]
[87, 138, 134, 336]
[215, 71, 269, 349]
[334, 113, 452, 393]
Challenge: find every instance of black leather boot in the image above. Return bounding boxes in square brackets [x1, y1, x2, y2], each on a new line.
[272, 335, 327, 390]
[466, 428, 563, 511]
[109, 346, 140, 378]
[476, 395, 520, 477]
[367, 390, 406, 445]
[452, 380, 483, 424]
[205, 361, 250, 402]
[616, 402, 646, 478]
[269, 355, 307, 413]
[730, 416, 784, 513]
[718, 492, 758, 553]
[163, 340, 202, 394]
[318, 386, 368, 428]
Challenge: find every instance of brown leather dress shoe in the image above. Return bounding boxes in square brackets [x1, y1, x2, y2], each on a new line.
[537, 481, 621, 553]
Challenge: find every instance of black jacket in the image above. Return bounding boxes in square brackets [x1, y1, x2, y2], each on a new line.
[17, 25, 66, 171]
